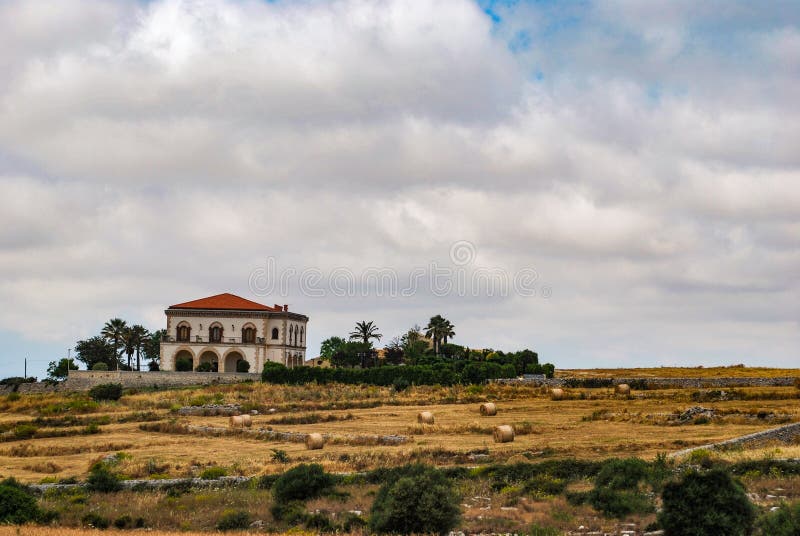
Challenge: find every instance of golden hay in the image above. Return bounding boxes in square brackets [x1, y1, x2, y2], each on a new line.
[550, 388, 565, 401]
[417, 411, 435, 424]
[479, 403, 497, 416]
[305, 432, 325, 450]
[240, 414, 252, 428]
[229, 415, 244, 428]
[493, 425, 515, 443]
[615, 383, 631, 395]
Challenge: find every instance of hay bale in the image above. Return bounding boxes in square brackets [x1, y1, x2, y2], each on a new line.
[615, 383, 631, 395]
[229, 415, 244, 428]
[479, 403, 497, 416]
[550, 388, 565, 401]
[241, 414, 252, 428]
[417, 411, 435, 424]
[305, 433, 324, 450]
[493, 425, 515, 443]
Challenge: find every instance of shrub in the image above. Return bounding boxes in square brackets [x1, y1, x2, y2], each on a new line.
[236, 359, 251, 373]
[271, 449, 290, 463]
[0, 479, 43, 524]
[757, 501, 800, 535]
[216, 509, 251, 530]
[7, 392, 20, 402]
[272, 463, 335, 504]
[91, 362, 109, 371]
[195, 362, 214, 372]
[13, 424, 38, 440]
[200, 466, 228, 479]
[175, 357, 193, 371]
[588, 487, 653, 518]
[82, 512, 111, 529]
[658, 469, 755, 536]
[595, 458, 650, 490]
[113, 514, 132, 529]
[270, 500, 308, 524]
[88, 383, 123, 401]
[86, 463, 122, 493]
[369, 464, 460, 535]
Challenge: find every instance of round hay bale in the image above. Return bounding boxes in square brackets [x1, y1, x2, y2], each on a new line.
[479, 403, 497, 416]
[550, 388, 565, 401]
[241, 414, 252, 428]
[493, 425, 515, 443]
[305, 433, 324, 450]
[229, 415, 244, 428]
[615, 383, 631, 395]
[417, 411, 435, 424]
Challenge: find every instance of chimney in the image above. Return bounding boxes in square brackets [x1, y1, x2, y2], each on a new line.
[274, 304, 281, 310]
[283, 304, 288, 312]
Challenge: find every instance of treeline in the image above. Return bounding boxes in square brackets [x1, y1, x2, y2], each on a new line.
[263, 357, 554, 387]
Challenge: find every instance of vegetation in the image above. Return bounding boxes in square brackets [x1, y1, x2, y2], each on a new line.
[271, 463, 335, 504]
[659, 469, 755, 536]
[88, 383, 123, 401]
[0, 478, 44, 524]
[86, 462, 122, 493]
[757, 501, 800, 535]
[216, 510, 251, 530]
[369, 464, 460, 535]
[46, 358, 79, 381]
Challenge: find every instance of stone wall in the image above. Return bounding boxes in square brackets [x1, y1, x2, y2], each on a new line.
[63, 370, 262, 391]
[493, 376, 799, 388]
[17, 382, 63, 394]
[670, 422, 800, 458]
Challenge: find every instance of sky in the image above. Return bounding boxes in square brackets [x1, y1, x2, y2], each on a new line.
[1, 0, 798, 379]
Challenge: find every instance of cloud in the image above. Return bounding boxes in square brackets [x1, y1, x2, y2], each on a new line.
[0, 0, 798, 375]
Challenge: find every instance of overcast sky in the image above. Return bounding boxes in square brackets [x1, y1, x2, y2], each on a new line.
[1, 0, 798, 378]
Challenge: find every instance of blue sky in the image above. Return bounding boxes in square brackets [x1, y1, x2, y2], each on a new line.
[1, 0, 798, 379]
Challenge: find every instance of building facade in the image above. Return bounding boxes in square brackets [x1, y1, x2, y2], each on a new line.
[159, 293, 308, 372]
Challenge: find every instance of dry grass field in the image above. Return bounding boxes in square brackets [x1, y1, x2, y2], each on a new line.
[0, 379, 798, 482]
[556, 365, 800, 378]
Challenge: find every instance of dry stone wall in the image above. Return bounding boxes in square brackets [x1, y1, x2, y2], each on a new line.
[493, 376, 799, 388]
[63, 370, 261, 391]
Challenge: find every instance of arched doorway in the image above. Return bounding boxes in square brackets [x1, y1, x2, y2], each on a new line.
[198, 350, 219, 372]
[174, 349, 194, 371]
[224, 351, 245, 373]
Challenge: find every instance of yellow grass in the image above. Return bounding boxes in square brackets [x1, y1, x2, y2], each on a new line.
[1, 381, 798, 482]
[0, 528, 294, 536]
[557, 366, 800, 378]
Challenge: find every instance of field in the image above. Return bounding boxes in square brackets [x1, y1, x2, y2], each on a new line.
[1, 371, 800, 533]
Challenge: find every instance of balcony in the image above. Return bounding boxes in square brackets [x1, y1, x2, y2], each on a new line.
[162, 335, 266, 345]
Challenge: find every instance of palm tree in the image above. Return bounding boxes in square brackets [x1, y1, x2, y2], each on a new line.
[129, 324, 149, 371]
[425, 315, 454, 356]
[121, 327, 136, 370]
[441, 319, 455, 346]
[101, 318, 127, 371]
[349, 321, 383, 347]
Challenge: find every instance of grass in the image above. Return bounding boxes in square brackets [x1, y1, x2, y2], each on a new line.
[557, 366, 800, 378]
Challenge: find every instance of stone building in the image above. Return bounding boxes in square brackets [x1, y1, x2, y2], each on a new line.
[159, 293, 308, 372]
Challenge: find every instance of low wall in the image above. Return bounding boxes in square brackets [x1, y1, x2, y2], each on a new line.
[493, 376, 799, 388]
[670, 422, 800, 458]
[63, 370, 261, 391]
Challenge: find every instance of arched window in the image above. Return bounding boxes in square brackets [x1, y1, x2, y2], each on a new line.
[177, 323, 191, 342]
[271, 327, 279, 339]
[294, 327, 299, 346]
[209, 324, 223, 343]
[242, 326, 256, 344]
[300, 327, 304, 345]
[289, 325, 294, 346]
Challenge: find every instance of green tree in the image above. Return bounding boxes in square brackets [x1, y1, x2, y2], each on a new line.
[425, 315, 454, 356]
[75, 336, 116, 370]
[319, 336, 346, 362]
[658, 469, 755, 536]
[126, 324, 149, 371]
[757, 501, 800, 535]
[143, 329, 165, 371]
[331, 341, 371, 368]
[349, 321, 382, 347]
[0, 478, 44, 524]
[369, 465, 460, 535]
[121, 327, 136, 370]
[101, 318, 127, 371]
[46, 358, 78, 381]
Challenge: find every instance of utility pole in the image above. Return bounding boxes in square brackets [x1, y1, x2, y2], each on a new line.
[24, 357, 27, 379]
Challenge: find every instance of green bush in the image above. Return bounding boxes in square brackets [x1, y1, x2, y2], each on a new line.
[369, 464, 460, 535]
[596, 458, 650, 490]
[82, 512, 111, 529]
[270, 500, 308, 523]
[195, 362, 214, 372]
[200, 466, 228, 479]
[7, 392, 20, 402]
[216, 509, 251, 530]
[0, 479, 43, 524]
[588, 487, 653, 518]
[272, 463, 335, 504]
[91, 362, 109, 371]
[236, 359, 251, 373]
[88, 383, 123, 401]
[175, 356, 193, 371]
[13, 423, 38, 439]
[757, 501, 800, 535]
[659, 469, 755, 536]
[86, 463, 122, 493]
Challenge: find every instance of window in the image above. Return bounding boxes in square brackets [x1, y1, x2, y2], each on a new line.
[289, 325, 294, 346]
[210, 325, 223, 343]
[300, 327, 304, 345]
[271, 327, 279, 339]
[177, 324, 191, 342]
[242, 326, 256, 344]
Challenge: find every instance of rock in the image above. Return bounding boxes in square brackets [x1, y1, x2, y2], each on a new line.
[249, 520, 264, 528]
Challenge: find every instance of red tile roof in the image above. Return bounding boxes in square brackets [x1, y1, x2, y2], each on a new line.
[169, 293, 282, 312]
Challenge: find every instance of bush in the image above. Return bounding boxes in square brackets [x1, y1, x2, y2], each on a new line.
[236, 359, 251, 373]
[588, 487, 653, 518]
[195, 362, 214, 372]
[82, 512, 111, 529]
[14, 424, 38, 440]
[0, 480, 43, 524]
[88, 383, 123, 401]
[200, 466, 228, 479]
[369, 464, 460, 535]
[86, 463, 122, 493]
[272, 463, 335, 504]
[91, 362, 109, 371]
[175, 356, 193, 371]
[216, 509, 251, 530]
[757, 501, 800, 535]
[659, 469, 755, 536]
[596, 458, 650, 490]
